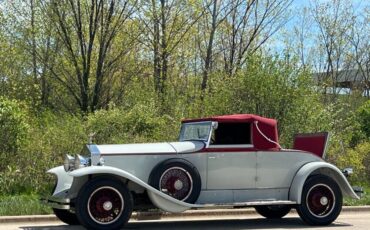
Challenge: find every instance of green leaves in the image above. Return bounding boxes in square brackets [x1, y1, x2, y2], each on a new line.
[356, 100, 370, 139]
[87, 104, 168, 144]
[0, 97, 29, 155]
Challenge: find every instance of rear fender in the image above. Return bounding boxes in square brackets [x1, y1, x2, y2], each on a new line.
[69, 166, 202, 212]
[289, 162, 359, 204]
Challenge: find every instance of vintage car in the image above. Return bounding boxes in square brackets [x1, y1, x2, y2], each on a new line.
[45, 114, 360, 229]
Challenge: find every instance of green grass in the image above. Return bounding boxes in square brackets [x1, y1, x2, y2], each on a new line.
[0, 194, 52, 216]
[344, 186, 370, 206]
[0, 187, 368, 216]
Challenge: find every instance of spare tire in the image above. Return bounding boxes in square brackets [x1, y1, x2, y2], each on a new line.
[149, 158, 201, 203]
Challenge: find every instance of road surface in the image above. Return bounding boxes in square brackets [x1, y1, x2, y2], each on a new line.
[1, 212, 369, 230]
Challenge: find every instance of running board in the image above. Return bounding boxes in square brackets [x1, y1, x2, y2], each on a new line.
[196, 200, 297, 208]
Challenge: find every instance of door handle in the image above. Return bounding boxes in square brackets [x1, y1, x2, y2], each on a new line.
[208, 156, 216, 159]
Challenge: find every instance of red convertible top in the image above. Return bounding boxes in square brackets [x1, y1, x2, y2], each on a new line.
[182, 114, 279, 150]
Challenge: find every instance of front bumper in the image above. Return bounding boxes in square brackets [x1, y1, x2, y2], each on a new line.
[41, 190, 71, 210]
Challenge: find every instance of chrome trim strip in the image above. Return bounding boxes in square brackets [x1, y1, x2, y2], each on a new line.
[48, 203, 70, 210]
[41, 196, 71, 210]
[197, 200, 297, 207]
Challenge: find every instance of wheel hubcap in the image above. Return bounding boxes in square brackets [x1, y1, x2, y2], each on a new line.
[159, 167, 193, 201]
[87, 186, 124, 225]
[320, 196, 328, 206]
[103, 201, 113, 211]
[174, 179, 184, 190]
[306, 183, 335, 218]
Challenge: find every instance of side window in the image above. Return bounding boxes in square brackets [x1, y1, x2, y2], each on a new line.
[211, 122, 252, 146]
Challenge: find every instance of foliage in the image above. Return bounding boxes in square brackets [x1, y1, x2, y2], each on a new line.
[0, 110, 86, 195]
[357, 100, 370, 139]
[87, 103, 173, 144]
[336, 141, 369, 184]
[330, 98, 370, 182]
[0, 97, 29, 155]
[19, 112, 86, 194]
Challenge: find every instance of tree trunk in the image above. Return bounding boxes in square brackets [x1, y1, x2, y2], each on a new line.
[160, 0, 168, 97]
[30, 0, 39, 104]
[201, 0, 218, 93]
[152, 0, 161, 94]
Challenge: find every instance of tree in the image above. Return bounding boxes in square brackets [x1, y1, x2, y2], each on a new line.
[220, 0, 293, 76]
[48, 0, 137, 113]
[137, 0, 204, 103]
[311, 0, 355, 98]
[197, 0, 234, 95]
[347, 7, 370, 97]
[198, 0, 222, 93]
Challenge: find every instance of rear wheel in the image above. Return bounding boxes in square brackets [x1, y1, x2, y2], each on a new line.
[297, 175, 342, 225]
[255, 205, 291, 219]
[75, 178, 133, 230]
[53, 208, 79, 225]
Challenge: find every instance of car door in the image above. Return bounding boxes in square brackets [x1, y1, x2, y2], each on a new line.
[206, 122, 256, 190]
[206, 148, 257, 190]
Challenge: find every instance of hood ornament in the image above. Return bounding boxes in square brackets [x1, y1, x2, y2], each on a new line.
[88, 132, 96, 145]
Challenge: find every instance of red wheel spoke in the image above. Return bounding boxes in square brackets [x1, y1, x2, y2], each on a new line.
[87, 186, 124, 225]
[159, 167, 193, 201]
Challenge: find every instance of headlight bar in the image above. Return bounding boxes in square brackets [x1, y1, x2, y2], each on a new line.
[63, 154, 75, 172]
[64, 154, 90, 172]
[74, 154, 89, 170]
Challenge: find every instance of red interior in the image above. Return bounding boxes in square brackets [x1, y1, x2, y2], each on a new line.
[293, 132, 329, 158]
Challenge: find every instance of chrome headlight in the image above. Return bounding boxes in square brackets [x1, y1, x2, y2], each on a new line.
[74, 154, 89, 170]
[63, 154, 75, 172]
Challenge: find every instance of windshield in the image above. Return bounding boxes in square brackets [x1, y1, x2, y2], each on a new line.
[179, 122, 212, 142]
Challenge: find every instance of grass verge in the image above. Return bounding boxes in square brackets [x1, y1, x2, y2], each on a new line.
[0, 194, 52, 216]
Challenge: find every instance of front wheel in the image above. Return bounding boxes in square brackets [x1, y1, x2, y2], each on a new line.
[255, 205, 291, 219]
[75, 178, 133, 230]
[297, 175, 342, 225]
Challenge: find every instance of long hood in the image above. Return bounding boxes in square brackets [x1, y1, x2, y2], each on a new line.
[88, 141, 205, 155]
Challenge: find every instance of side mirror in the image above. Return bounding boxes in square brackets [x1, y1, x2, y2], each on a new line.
[342, 167, 353, 177]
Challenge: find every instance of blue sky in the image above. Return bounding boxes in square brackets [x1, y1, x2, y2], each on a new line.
[269, 0, 369, 54]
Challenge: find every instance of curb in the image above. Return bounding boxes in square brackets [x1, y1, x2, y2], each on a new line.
[0, 206, 369, 223]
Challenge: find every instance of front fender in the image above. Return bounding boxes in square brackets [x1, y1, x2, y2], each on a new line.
[289, 162, 359, 204]
[69, 166, 202, 212]
[47, 166, 73, 195]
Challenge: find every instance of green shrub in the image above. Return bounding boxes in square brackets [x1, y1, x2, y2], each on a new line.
[336, 141, 369, 184]
[0, 97, 29, 155]
[357, 100, 370, 138]
[0, 111, 86, 195]
[19, 111, 85, 194]
[87, 103, 175, 144]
